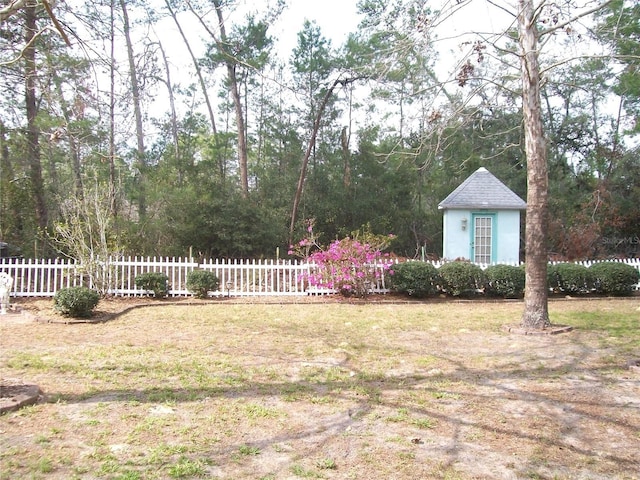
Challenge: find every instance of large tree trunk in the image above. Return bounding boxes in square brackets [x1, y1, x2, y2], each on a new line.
[519, 0, 550, 329]
[24, 4, 48, 231]
[120, 0, 146, 218]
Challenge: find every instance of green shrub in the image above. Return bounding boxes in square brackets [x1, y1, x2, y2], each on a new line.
[54, 287, 100, 318]
[547, 263, 593, 294]
[186, 270, 219, 299]
[485, 264, 525, 298]
[438, 261, 487, 297]
[135, 272, 169, 298]
[389, 261, 441, 297]
[589, 262, 639, 296]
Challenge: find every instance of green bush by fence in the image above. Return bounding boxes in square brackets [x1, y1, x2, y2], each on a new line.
[547, 263, 594, 294]
[186, 270, 220, 299]
[389, 262, 441, 297]
[485, 264, 525, 298]
[389, 261, 639, 299]
[589, 262, 640, 296]
[134, 272, 169, 298]
[438, 261, 487, 297]
[53, 287, 100, 318]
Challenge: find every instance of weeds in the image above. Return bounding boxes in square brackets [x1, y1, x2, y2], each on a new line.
[167, 457, 207, 478]
[290, 464, 324, 478]
[1, 299, 637, 480]
[237, 444, 261, 456]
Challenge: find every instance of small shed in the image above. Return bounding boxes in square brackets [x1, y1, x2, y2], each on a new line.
[438, 167, 526, 264]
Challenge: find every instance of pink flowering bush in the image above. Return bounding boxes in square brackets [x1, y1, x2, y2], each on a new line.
[307, 238, 392, 297]
[288, 219, 320, 258]
[290, 221, 395, 297]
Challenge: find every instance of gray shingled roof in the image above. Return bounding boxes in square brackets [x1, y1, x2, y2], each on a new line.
[438, 167, 526, 210]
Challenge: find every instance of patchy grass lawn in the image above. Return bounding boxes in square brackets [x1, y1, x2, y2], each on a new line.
[1, 297, 639, 480]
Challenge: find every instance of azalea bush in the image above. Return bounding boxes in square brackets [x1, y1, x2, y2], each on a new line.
[305, 238, 392, 297]
[291, 222, 394, 297]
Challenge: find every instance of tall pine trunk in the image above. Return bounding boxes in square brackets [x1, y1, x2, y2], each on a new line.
[51, 70, 84, 201]
[164, 0, 217, 135]
[108, 0, 118, 218]
[519, 0, 550, 329]
[24, 4, 48, 231]
[120, 0, 146, 218]
[289, 77, 358, 244]
[157, 41, 179, 165]
[213, 0, 249, 197]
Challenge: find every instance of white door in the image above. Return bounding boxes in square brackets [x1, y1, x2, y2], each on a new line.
[473, 215, 493, 264]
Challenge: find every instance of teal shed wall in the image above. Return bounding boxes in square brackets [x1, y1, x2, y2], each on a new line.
[442, 209, 521, 264]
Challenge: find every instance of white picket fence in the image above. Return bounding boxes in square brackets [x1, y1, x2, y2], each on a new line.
[1, 256, 639, 298]
[0, 257, 312, 297]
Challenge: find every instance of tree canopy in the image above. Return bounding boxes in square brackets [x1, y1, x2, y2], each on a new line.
[0, 0, 637, 269]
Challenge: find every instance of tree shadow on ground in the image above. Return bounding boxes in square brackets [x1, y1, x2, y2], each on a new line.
[41, 348, 638, 476]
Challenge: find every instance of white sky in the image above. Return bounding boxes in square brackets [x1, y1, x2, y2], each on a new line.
[135, 0, 626, 141]
[272, 0, 362, 55]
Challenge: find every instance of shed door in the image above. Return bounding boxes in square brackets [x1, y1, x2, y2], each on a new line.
[472, 215, 493, 264]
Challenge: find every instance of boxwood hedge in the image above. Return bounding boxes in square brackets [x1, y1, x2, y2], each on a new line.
[186, 269, 220, 299]
[54, 287, 100, 318]
[547, 263, 593, 294]
[135, 272, 169, 298]
[389, 261, 441, 297]
[589, 262, 639, 296]
[438, 261, 487, 297]
[485, 264, 525, 298]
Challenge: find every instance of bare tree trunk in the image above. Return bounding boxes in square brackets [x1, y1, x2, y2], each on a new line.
[120, 0, 146, 218]
[230, 66, 249, 196]
[289, 77, 358, 244]
[164, 0, 218, 135]
[186, 0, 248, 195]
[212, 0, 249, 197]
[157, 40, 179, 163]
[24, 4, 48, 231]
[0, 121, 13, 180]
[519, 0, 550, 329]
[108, 0, 118, 218]
[51, 71, 84, 201]
[341, 126, 351, 189]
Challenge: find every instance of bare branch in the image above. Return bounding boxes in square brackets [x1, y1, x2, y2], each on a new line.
[42, 0, 71, 46]
[0, 0, 28, 22]
[0, 25, 56, 66]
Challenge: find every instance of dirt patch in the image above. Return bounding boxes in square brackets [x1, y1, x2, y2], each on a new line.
[502, 324, 574, 335]
[0, 383, 42, 415]
[1, 297, 638, 479]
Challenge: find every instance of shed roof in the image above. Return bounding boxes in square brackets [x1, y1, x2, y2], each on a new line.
[438, 167, 526, 210]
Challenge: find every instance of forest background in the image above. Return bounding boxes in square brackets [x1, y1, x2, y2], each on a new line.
[0, 0, 638, 261]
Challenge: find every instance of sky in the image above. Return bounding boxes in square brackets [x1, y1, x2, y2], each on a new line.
[140, 0, 624, 138]
[272, 0, 363, 55]
[155, 0, 363, 69]
[143, 0, 509, 135]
